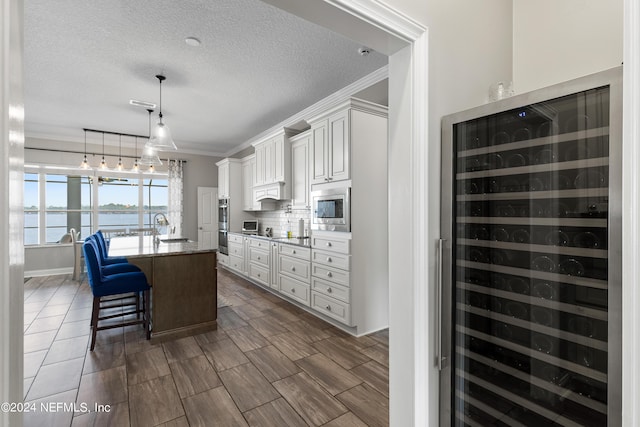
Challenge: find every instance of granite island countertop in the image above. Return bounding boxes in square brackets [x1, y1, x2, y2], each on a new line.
[107, 235, 217, 258]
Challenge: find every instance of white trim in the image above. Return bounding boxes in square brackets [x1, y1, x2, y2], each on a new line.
[622, 0, 640, 424]
[224, 65, 389, 157]
[24, 267, 73, 278]
[1, 0, 24, 424]
[327, 0, 425, 42]
[411, 31, 430, 427]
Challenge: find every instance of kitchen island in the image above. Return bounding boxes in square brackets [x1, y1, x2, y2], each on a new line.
[108, 236, 217, 343]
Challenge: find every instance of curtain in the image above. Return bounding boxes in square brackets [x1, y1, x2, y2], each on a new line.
[167, 160, 184, 237]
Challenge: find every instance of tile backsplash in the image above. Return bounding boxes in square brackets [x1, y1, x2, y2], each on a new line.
[252, 202, 311, 238]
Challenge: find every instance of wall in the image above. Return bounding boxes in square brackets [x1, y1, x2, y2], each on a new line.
[513, 0, 623, 93]
[382, 1, 514, 425]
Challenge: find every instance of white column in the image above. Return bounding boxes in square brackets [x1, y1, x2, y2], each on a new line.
[622, 0, 640, 424]
[0, 0, 25, 426]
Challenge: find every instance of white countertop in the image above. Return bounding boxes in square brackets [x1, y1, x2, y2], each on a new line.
[107, 235, 217, 258]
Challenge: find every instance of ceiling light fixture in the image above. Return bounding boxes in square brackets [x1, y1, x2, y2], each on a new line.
[80, 129, 90, 169]
[140, 108, 163, 168]
[185, 37, 201, 47]
[131, 136, 140, 172]
[146, 74, 177, 151]
[129, 99, 156, 109]
[116, 135, 124, 170]
[99, 132, 109, 170]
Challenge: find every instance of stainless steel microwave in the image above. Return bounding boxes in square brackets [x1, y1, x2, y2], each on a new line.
[311, 187, 350, 232]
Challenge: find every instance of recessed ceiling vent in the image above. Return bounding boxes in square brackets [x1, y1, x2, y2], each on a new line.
[129, 99, 156, 109]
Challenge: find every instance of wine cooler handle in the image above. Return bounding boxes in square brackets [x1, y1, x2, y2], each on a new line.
[437, 238, 447, 371]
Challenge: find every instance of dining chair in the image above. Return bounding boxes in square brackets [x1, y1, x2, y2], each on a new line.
[83, 240, 151, 351]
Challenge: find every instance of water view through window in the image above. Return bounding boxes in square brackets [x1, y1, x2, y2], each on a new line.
[24, 172, 168, 245]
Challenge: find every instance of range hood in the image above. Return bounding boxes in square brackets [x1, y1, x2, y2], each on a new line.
[254, 182, 287, 201]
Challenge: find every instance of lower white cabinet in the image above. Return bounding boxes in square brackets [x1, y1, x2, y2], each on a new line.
[279, 274, 310, 305]
[311, 291, 350, 324]
[248, 262, 269, 287]
[311, 276, 350, 303]
[218, 253, 229, 268]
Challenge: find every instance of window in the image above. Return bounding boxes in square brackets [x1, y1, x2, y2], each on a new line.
[24, 173, 39, 245]
[23, 171, 168, 245]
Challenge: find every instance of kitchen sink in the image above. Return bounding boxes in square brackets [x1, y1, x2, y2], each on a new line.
[160, 237, 190, 243]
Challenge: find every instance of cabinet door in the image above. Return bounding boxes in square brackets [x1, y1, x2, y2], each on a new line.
[241, 158, 253, 211]
[328, 109, 349, 182]
[254, 144, 265, 186]
[273, 134, 286, 182]
[264, 139, 275, 184]
[218, 163, 229, 198]
[291, 136, 310, 208]
[311, 121, 328, 184]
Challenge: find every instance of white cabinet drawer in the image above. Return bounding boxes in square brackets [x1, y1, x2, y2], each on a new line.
[311, 277, 350, 303]
[218, 253, 229, 267]
[228, 234, 244, 244]
[312, 264, 350, 287]
[249, 238, 269, 250]
[229, 255, 244, 272]
[228, 242, 244, 257]
[278, 243, 310, 260]
[279, 255, 310, 282]
[279, 275, 310, 306]
[312, 249, 350, 271]
[248, 263, 269, 286]
[311, 292, 351, 325]
[311, 235, 350, 254]
[248, 247, 269, 267]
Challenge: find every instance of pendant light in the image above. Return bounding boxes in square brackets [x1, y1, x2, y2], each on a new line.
[80, 129, 90, 169]
[116, 135, 124, 171]
[99, 132, 109, 170]
[131, 136, 140, 172]
[139, 109, 163, 168]
[146, 74, 177, 151]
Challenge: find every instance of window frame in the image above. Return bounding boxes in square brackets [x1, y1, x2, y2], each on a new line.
[23, 165, 168, 246]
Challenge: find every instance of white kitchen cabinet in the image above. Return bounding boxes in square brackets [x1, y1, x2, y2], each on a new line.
[241, 155, 255, 211]
[290, 131, 311, 209]
[310, 231, 352, 326]
[242, 154, 276, 211]
[252, 131, 292, 201]
[217, 161, 229, 199]
[310, 109, 349, 184]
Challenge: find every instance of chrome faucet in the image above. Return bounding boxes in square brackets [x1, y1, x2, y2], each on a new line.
[153, 212, 169, 244]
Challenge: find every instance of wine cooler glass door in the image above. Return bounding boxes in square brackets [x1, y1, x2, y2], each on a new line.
[440, 67, 622, 427]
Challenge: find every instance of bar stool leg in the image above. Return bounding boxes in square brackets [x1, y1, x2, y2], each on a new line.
[90, 296, 100, 351]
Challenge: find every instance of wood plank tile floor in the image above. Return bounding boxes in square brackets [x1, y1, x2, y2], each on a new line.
[22, 269, 389, 426]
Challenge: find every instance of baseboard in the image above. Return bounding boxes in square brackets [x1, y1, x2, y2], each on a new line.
[24, 267, 73, 277]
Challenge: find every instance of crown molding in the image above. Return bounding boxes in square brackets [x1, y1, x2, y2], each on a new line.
[225, 64, 388, 157]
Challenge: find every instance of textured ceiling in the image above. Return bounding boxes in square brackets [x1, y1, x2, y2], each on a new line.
[24, 0, 387, 155]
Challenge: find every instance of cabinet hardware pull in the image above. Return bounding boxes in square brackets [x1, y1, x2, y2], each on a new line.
[327, 272, 332, 277]
[291, 267, 295, 271]
[325, 305, 331, 311]
[326, 242, 332, 247]
[327, 257, 332, 262]
[293, 250, 296, 254]
[257, 256, 261, 260]
[291, 288, 295, 293]
[327, 287, 332, 293]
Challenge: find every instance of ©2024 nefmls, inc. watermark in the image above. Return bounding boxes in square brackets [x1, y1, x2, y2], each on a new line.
[1, 401, 111, 414]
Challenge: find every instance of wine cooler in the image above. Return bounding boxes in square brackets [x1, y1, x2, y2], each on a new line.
[439, 67, 622, 426]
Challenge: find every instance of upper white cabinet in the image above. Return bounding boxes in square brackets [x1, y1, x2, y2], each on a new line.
[217, 160, 229, 199]
[216, 158, 241, 200]
[290, 130, 311, 209]
[241, 155, 256, 211]
[311, 109, 350, 184]
[310, 101, 381, 185]
[252, 131, 292, 201]
[253, 133, 290, 186]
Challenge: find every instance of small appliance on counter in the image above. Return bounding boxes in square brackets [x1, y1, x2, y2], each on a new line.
[242, 220, 259, 235]
[264, 227, 273, 238]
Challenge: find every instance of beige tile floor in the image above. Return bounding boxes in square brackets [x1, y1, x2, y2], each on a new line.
[22, 268, 389, 426]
